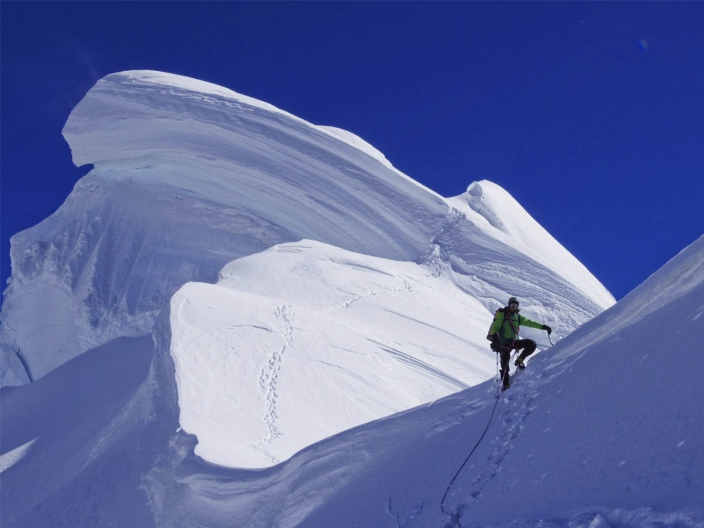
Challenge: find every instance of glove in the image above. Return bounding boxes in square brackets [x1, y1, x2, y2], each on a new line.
[542, 325, 552, 335]
[488, 334, 499, 351]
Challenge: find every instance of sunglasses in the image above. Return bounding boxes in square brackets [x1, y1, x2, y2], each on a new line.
[509, 303, 519, 307]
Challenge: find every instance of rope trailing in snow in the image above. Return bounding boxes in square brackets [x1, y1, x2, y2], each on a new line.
[441, 330, 553, 525]
[439, 350, 516, 524]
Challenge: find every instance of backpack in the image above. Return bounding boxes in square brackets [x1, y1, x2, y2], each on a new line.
[487, 307, 519, 351]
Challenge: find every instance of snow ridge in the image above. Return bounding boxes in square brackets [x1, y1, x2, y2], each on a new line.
[2, 70, 614, 473]
[1, 71, 613, 389]
[4, 70, 698, 528]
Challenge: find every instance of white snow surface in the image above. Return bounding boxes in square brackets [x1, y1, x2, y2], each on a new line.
[171, 240, 497, 468]
[0, 70, 700, 526]
[2, 235, 702, 527]
[0, 70, 612, 388]
[447, 181, 614, 308]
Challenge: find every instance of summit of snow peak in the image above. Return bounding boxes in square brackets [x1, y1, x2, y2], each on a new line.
[62, 70, 399, 173]
[448, 180, 614, 309]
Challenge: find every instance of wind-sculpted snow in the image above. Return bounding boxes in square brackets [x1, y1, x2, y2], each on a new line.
[170, 234, 609, 470]
[1, 234, 611, 473]
[149, 238, 703, 527]
[2, 70, 452, 385]
[3, 232, 702, 527]
[16, 236, 685, 528]
[448, 180, 615, 310]
[1, 71, 613, 386]
[170, 240, 496, 468]
[1, 69, 697, 527]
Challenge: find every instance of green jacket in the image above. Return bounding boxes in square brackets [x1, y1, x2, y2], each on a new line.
[488, 308, 543, 342]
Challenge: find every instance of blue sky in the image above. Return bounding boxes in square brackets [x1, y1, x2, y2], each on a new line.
[2, 2, 702, 301]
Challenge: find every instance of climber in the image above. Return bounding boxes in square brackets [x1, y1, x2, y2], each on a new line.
[487, 297, 552, 390]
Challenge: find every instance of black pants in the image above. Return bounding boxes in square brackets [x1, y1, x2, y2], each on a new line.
[498, 339, 537, 384]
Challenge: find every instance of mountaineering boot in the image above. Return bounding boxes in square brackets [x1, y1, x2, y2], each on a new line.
[500, 370, 510, 391]
[514, 355, 526, 370]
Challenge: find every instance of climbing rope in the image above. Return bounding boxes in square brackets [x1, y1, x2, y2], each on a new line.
[441, 330, 554, 525]
[439, 387, 501, 523]
[439, 349, 517, 523]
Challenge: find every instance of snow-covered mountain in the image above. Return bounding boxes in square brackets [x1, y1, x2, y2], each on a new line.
[0, 70, 647, 527]
[0, 71, 612, 389]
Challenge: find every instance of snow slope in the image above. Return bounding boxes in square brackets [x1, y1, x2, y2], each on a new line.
[171, 240, 497, 468]
[2, 236, 700, 528]
[287, 233, 704, 528]
[147, 237, 704, 528]
[0, 70, 612, 387]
